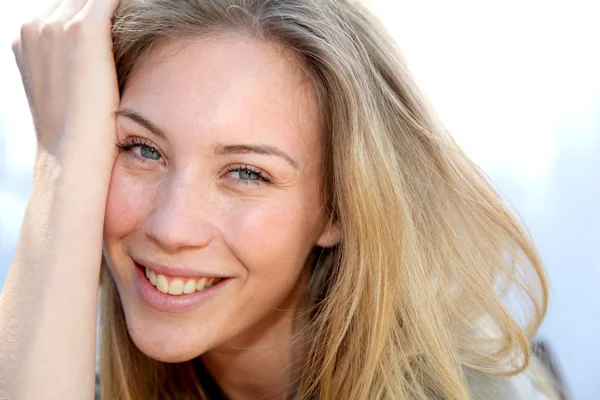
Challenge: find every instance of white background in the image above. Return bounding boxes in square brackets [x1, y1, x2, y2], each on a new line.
[1, 1, 598, 398]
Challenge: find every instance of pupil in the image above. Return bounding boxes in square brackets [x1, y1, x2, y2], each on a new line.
[240, 169, 259, 180]
[141, 146, 159, 160]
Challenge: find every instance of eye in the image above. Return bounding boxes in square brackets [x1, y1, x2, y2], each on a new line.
[116, 138, 164, 163]
[225, 164, 272, 186]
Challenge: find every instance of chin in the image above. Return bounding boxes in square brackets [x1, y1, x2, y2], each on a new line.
[124, 316, 209, 363]
[107, 264, 221, 363]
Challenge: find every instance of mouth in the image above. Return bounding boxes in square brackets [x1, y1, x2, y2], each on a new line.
[132, 261, 231, 313]
[135, 262, 225, 296]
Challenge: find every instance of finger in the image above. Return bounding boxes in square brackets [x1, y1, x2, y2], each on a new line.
[11, 36, 23, 70]
[77, 0, 124, 22]
[38, 0, 63, 19]
[19, 0, 60, 28]
[48, 0, 89, 22]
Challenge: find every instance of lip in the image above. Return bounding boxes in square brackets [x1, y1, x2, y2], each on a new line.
[133, 261, 230, 313]
[132, 257, 227, 279]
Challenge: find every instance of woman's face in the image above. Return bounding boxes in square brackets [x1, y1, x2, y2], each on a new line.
[102, 35, 339, 362]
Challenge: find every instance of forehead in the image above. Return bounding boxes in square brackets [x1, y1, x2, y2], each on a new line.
[120, 35, 321, 161]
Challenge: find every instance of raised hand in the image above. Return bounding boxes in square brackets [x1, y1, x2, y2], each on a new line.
[1, 1, 124, 398]
[12, 0, 122, 163]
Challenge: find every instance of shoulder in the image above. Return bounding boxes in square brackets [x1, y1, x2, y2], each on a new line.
[464, 367, 551, 400]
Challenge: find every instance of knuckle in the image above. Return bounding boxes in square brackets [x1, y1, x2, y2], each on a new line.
[19, 20, 38, 41]
[39, 20, 63, 38]
[64, 18, 84, 37]
[11, 36, 21, 55]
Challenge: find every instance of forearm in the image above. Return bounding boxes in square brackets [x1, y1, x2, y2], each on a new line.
[0, 149, 114, 399]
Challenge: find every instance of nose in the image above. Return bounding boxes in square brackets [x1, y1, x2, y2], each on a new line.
[144, 173, 217, 252]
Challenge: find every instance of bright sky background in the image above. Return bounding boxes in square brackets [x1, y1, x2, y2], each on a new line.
[368, 0, 600, 177]
[1, 1, 599, 398]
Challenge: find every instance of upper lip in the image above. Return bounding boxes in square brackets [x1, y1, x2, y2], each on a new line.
[132, 257, 228, 279]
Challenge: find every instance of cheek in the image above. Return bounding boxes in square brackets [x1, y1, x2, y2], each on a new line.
[225, 195, 321, 280]
[104, 167, 156, 242]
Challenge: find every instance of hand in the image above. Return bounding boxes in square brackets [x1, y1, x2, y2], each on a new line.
[12, 0, 123, 164]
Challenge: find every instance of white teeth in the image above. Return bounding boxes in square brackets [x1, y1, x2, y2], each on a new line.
[168, 279, 184, 295]
[195, 277, 207, 291]
[183, 280, 196, 294]
[143, 266, 223, 295]
[156, 274, 169, 294]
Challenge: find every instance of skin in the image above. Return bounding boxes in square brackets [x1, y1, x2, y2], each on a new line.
[1, 0, 122, 398]
[102, 35, 340, 399]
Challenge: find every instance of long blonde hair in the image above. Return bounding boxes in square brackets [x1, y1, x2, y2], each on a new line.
[100, 0, 553, 398]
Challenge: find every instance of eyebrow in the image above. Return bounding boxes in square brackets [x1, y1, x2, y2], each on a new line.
[116, 108, 300, 169]
[214, 143, 300, 170]
[116, 108, 167, 140]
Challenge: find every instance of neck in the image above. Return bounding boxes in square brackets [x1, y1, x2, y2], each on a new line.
[201, 273, 310, 400]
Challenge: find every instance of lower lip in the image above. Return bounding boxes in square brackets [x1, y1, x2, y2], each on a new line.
[133, 262, 229, 313]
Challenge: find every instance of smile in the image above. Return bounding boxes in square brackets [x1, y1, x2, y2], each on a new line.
[142, 265, 223, 296]
[133, 260, 230, 313]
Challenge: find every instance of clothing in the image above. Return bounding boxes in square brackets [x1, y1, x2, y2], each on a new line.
[465, 368, 550, 400]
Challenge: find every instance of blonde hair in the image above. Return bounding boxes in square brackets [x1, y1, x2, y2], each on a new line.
[100, 0, 554, 398]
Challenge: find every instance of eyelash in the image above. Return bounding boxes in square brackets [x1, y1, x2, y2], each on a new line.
[225, 164, 272, 185]
[116, 137, 162, 164]
[115, 138, 273, 185]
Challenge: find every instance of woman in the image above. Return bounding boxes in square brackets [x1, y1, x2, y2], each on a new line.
[2, 0, 558, 398]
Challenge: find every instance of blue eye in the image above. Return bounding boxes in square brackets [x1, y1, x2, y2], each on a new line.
[239, 168, 260, 180]
[226, 165, 272, 185]
[139, 145, 161, 161]
[116, 138, 163, 162]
